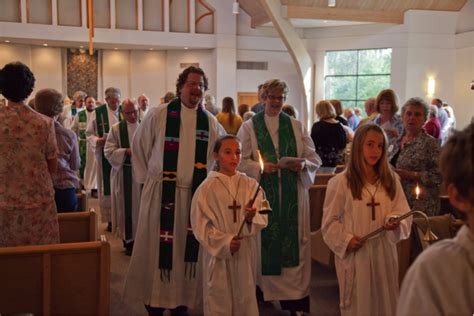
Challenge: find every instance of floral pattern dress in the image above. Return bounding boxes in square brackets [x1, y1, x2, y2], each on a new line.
[389, 130, 441, 216]
[0, 102, 60, 246]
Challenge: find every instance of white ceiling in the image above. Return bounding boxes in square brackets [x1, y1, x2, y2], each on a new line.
[263, 18, 372, 28]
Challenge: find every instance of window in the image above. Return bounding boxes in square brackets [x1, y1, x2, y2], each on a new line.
[324, 48, 392, 112]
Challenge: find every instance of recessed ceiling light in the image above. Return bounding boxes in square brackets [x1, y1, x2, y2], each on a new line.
[323, 20, 328, 23]
[114, 48, 118, 50]
[5, 40, 10, 43]
[43, 43, 48, 47]
[184, 47, 189, 50]
[149, 48, 154, 51]
[79, 45, 84, 48]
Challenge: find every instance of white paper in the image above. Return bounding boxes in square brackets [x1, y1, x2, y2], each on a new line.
[278, 156, 305, 168]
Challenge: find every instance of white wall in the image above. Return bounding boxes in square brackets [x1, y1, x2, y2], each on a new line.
[454, 32, 474, 129]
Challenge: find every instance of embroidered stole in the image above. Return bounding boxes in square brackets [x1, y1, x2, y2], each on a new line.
[78, 110, 87, 179]
[160, 98, 209, 280]
[71, 105, 77, 116]
[252, 112, 299, 275]
[96, 104, 122, 196]
[119, 120, 134, 241]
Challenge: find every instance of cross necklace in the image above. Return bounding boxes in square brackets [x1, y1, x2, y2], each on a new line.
[215, 176, 242, 223]
[365, 182, 380, 221]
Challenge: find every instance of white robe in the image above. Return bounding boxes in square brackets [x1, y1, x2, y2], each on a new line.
[191, 171, 268, 316]
[72, 109, 97, 191]
[322, 171, 412, 316]
[123, 104, 225, 309]
[397, 225, 474, 316]
[85, 104, 120, 223]
[236, 114, 321, 301]
[60, 104, 83, 129]
[104, 121, 140, 242]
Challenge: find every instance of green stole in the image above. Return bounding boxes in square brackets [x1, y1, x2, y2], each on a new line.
[78, 110, 87, 179]
[71, 105, 77, 116]
[119, 120, 133, 241]
[252, 111, 299, 275]
[96, 104, 122, 196]
[160, 98, 209, 280]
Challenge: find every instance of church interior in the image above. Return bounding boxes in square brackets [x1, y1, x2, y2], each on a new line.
[1, 0, 473, 315]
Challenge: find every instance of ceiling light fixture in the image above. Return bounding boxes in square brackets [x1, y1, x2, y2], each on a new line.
[184, 47, 189, 50]
[80, 45, 84, 48]
[232, 1, 239, 14]
[328, 0, 336, 7]
[43, 43, 48, 47]
[5, 40, 10, 43]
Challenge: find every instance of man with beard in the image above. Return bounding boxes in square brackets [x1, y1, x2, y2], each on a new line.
[72, 95, 97, 193]
[123, 66, 225, 316]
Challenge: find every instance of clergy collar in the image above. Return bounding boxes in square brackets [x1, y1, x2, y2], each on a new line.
[181, 102, 198, 112]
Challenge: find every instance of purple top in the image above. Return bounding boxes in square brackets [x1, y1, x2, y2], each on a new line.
[52, 121, 80, 189]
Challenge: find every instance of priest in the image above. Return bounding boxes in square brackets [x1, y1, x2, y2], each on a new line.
[72, 95, 97, 192]
[123, 66, 225, 316]
[237, 79, 321, 315]
[104, 98, 141, 256]
[86, 87, 122, 229]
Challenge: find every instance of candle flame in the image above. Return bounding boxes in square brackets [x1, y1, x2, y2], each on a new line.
[257, 150, 264, 172]
[415, 185, 420, 200]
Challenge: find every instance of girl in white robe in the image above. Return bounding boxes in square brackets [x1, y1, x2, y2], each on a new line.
[322, 124, 412, 316]
[191, 135, 268, 316]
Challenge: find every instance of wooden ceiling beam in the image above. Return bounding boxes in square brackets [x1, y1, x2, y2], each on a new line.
[251, 12, 271, 28]
[285, 5, 405, 24]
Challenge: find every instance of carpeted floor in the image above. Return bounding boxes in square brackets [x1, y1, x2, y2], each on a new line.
[90, 198, 340, 316]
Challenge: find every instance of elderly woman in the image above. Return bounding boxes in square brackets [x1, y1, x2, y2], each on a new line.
[237, 79, 321, 315]
[389, 97, 441, 216]
[373, 89, 403, 148]
[0, 62, 60, 246]
[36, 89, 80, 212]
[311, 100, 347, 173]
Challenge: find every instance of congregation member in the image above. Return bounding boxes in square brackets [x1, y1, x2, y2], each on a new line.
[359, 97, 378, 126]
[216, 96, 242, 135]
[60, 90, 86, 129]
[251, 84, 265, 113]
[0, 62, 60, 246]
[373, 89, 403, 148]
[237, 103, 250, 118]
[137, 94, 149, 121]
[86, 87, 123, 229]
[353, 107, 363, 121]
[237, 79, 321, 315]
[243, 111, 255, 121]
[282, 104, 298, 119]
[322, 124, 412, 316]
[311, 100, 347, 174]
[424, 105, 441, 141]
[35, 88, 80, 212]
[389, 97, 441, 216]
[397, 123, 474, 316]
[191, 135, 268, 316]
[123, 66, 225, 316]
[330, 99, 348, 126]
[105, 98, 141, 256]
[443, 102, 456, 131]
[343, 107, 360, 130]
[431, 98, 449, 144]
[72, 95, 97, 192]
[162, 91, 176, 104]
[204, 94, 219, 115]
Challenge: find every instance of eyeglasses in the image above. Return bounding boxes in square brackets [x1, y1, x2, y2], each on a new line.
[185, 80, 205, 88]
[266, 95, 286, 102]
[123, 110, 138, 115]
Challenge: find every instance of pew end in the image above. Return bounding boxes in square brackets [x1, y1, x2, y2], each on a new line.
[0, 238, 110, 316]
[58, 209, 98, 243]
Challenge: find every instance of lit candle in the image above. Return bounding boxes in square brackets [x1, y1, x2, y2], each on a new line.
[415, 184, 420, 200]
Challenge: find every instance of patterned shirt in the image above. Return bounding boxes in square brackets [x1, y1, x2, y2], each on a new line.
[52, 121, 80, 189]
[389, 130, 441, 216]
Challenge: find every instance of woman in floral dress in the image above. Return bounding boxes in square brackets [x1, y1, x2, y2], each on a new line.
[0, 62, 60, 246]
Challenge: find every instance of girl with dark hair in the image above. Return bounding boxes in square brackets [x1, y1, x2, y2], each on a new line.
[191, 135, 267, 316]
[322, 124, 412, 316]
[0, 62, 60, 247]
[216, 96, 243, 135]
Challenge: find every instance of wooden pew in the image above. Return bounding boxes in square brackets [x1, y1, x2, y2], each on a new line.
[0, 238, 110, 316]
[309, 184, 335, 267]
[314, 173, 335, 185]
[58, 209, 97, 243]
